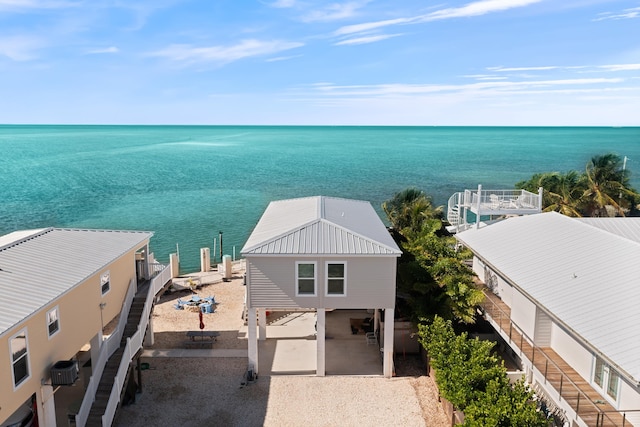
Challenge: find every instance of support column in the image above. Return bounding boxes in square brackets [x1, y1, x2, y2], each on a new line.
[40, 385, 56, 427]
[248, 308, 258, 374]
[258, 308, 267, 341]
[144, 243, 150, 280]
[373, 309, 380, 335]
[316, 309, 326, 376]
[383, 308, 394, 378]
[145, 315, 155, 346]
[90, 333, 102, 365]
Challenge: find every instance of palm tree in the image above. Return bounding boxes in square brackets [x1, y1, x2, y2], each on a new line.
[382, 188, 443, 234]
[542, 171, 585, 217]
[582, 153, 631, 217]
[516, 171, 584, 216]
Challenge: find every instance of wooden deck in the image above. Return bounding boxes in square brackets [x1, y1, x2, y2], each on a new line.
[481, 290, 633, 427]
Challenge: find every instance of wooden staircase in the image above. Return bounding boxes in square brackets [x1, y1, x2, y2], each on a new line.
[85, 283, 150, 427]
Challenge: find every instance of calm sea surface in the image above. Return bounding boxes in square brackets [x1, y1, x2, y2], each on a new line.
[1, 125, 639, 272]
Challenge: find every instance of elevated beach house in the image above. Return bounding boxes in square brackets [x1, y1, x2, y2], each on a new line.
[241, 196, 402, 378]
[456, 212, 640, 426]
[0, 228, 170, 427]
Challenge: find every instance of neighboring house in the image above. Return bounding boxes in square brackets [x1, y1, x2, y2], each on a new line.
[0, 227, 169, 427]
[456, 212, 640, 426]
[241, 196, 402, 378]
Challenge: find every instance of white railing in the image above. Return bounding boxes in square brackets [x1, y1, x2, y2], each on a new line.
[76, 263, 170, 427]
[75, 278, 137, 427]
[100, 264, 170, 427]
[447, 187, 543, 231]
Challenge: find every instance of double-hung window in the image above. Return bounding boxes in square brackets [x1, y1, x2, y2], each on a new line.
[100, 271, 110, 295]
[296, 262, 316, 296]
[47, 306, 60, 338]
[10, 330, 30, 388]
[326, 262, 346, 296]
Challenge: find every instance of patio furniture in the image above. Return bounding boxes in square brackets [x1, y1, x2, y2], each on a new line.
[366, 332, 377, 345]
[186, 330, 220, 341]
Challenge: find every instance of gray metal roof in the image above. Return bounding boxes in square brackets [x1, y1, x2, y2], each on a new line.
[0, 228, 153, 337]
[241, 196, 401, 256]
[456, 212, 640, 383]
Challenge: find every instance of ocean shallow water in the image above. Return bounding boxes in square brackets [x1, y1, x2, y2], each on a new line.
[1, 125, 638, 272]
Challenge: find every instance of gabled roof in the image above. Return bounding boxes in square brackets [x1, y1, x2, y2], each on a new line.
[241, 196, 401, 256]
[456, 212, 640, 383]
[0, 227, 153, 337]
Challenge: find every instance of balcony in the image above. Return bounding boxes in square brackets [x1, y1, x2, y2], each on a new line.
[480, 289, 635, 427]
[447, 185, 543, 232]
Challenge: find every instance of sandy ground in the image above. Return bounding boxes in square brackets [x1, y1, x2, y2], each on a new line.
[114, 268, 450, 427]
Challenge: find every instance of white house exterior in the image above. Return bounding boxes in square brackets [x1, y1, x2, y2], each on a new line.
[0, 227, 170, 427]
[456, 212, 640, 426]
[241, 196, 402, 378]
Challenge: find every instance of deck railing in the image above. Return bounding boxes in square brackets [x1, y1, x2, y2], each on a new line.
[446, 187, 542, 231]
[481, 292, 634, 427]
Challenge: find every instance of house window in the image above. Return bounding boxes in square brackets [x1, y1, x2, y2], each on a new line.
[296, 262, 316, 296]
[326, 262, 346, 296]
[594, 357, 604, 387]
[607, 369, 619, 400]
[10, 330, 29, 388]
[593, 356, 620, 401]
[47, 307, 60, 337]
[100, 271, 110, 295]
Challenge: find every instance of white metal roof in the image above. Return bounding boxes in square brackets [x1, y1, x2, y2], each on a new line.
[241, 196, 401, 256]
[577, 217, 640, 244]
[0, 228, 153, 337]
[456, 212, 640, 383]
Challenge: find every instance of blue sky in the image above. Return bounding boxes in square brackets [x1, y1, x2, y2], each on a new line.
[1, 0, 639, 125]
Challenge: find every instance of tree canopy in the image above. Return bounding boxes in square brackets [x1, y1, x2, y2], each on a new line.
[516, 153, 639, 217]
[383, 188, 482, 324]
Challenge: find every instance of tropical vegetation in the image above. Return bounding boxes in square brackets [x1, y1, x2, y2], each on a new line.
[516, 153, 640, 217]
[418, 317, 549, 427]
[382, 188, 482, 325]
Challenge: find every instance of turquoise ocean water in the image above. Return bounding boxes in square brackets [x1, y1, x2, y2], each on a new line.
[1, 125, 639, 272]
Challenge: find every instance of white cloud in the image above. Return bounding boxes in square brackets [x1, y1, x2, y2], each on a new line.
[335, 0, 542, 36]
[335, 17, 414, 36]
[0, 35, 44, 61]
[269, 0, 296, 8]
[301, 1, 370, 23]
[594, 7, 640, 21]
[488, 65, 562, 72]
[150, 39, 304, 66]
[488, 63, 640, 73]
[86, 46, 119, 54]
[265, 54, 302, 62]
[334, 33, 401, 45]
[0, 0, 79, 11]
[598, 64, 640, 72]
[421, 0, 543, 21]
[307, 78, 624, 98]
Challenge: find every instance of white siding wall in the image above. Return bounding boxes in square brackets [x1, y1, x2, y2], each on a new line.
[247, 256, 396, 309]
[472, 257, 512, 306]
[618, 382, 640, 425]
[510, 289, 537, 340]
[550, 323, 592, 382]
[496, 278, 512, 307]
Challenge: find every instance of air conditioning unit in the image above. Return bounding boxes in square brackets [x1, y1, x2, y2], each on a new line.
[50, 360, 78, 386]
